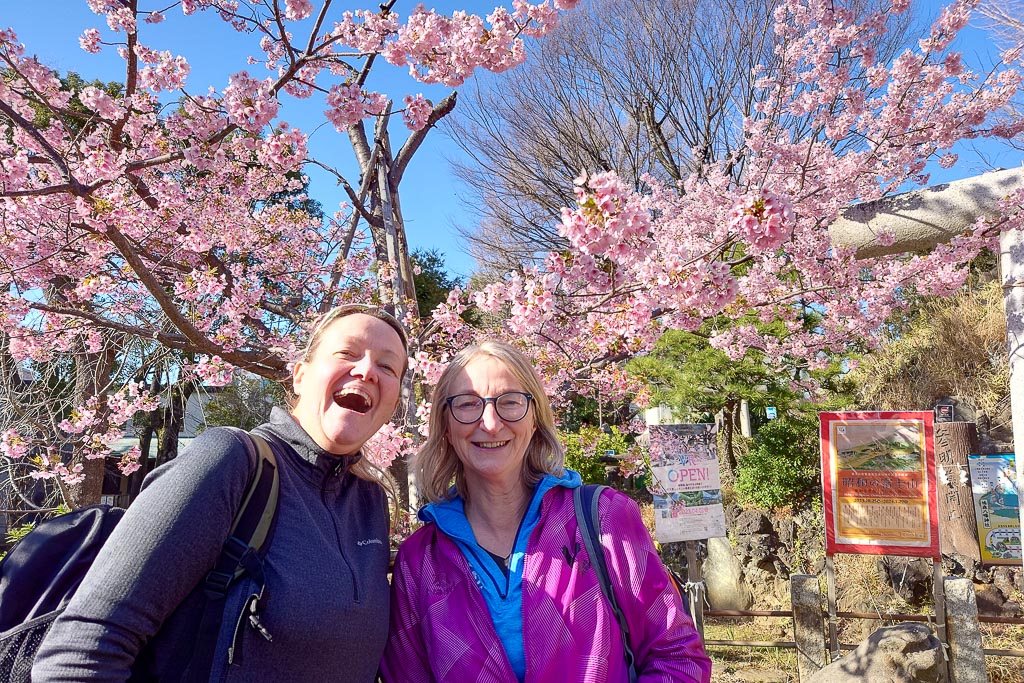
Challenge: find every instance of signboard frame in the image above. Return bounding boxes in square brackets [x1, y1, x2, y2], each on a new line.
[968, 453, 1022, 565]
[820, 411, 939, 558]
[648, 423, 726, 543]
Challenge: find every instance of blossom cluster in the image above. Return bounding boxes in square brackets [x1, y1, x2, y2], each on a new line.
[362, 422, 413, 470]
[413, 0, 1024, 475]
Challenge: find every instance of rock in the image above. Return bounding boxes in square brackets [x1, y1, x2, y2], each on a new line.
[992, 567, 1017, 599]
[877, 556, 932, 606]
[735, 509, 773, 535]
[777, 518, 797, 545]
[704, 536, 753, 610]
[742, 533, 774, 562]
[974, 584, 1006, 615]
[806, 623, 943, 683]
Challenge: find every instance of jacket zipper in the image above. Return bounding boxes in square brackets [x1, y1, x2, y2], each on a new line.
[322, 459, 360, 602]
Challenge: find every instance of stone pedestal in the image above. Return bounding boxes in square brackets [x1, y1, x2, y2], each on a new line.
[945, 577, 988, 683]
[791, 575, 827, 680]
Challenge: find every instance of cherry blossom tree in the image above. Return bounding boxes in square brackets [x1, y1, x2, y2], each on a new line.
[979, 0, 1024, 151]
[2, 0, 1023, 508]
[0, 0, 579, 506]
[421, 0, 1024, 438]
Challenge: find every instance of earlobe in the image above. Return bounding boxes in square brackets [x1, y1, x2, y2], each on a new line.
[292, 361, 305, 395]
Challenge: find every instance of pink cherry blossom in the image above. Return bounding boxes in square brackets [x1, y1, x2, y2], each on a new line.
[401, 94, 432, 131]
[79, 28, 102, 53]
[284, 0, 314, 21]
[1, 0, 1020, 490]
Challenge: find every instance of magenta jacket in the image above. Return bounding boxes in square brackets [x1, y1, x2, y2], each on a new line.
[382, 484, 712, 682]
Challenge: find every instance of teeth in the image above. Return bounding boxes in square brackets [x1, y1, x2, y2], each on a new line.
[334, 388, 371, 403]
[333, 388, 373, 413]
[476, 441, 509, 448]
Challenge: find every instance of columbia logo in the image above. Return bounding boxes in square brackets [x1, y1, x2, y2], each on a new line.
[357, 538, 384, 546]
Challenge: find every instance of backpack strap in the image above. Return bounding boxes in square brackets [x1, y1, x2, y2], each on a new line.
[172, 429, 280, 683]
[573, 485, 638, 683]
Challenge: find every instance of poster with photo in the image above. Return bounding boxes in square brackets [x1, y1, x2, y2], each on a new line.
[648, 424, 726, 542]
[969, 454, 1021, 565]
[820, 411, 939, 557]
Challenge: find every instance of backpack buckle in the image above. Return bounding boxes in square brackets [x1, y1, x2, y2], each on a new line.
[204, 570, 234, 599]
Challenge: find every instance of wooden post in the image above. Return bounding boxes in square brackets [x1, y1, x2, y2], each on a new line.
[825, 555, 839, 661]
[933, 559, 951, 683]
[684, 540, 705, 637]
[933, 422, 981, 562]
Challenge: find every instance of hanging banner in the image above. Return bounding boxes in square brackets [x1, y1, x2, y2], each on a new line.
[648, 423, 726, 542]
[820, 411, 939, 557]
[968, 454, 1022, 565]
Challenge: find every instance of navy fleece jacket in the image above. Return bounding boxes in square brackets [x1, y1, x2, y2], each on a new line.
[32, 407, 390, 683]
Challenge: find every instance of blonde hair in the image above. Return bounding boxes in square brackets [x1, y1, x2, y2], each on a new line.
[413, 341, 564, 503]
[294, 304, 409, 493]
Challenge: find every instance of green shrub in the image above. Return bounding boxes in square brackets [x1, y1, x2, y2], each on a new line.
[1, 520, 36, 561]
[562, 425, 633, 485]
[735, 417, 820, 510]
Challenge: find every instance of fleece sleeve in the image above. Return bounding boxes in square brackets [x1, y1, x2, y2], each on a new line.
[600, 490, 713, 683]
[31, 428, 255, 683]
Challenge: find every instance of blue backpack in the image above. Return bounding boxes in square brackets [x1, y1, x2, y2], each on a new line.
[0, 429, 279, 683]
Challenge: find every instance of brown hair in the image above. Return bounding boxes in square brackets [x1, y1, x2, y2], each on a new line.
[412, 341, 564, 503]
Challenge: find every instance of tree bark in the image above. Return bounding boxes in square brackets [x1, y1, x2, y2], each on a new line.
[65, 342, 117, 508]
[934, 421, 981, 563]
[128, 373, 162, 502]
[720, 400, 738, 481]
[154, 382, 196, 468]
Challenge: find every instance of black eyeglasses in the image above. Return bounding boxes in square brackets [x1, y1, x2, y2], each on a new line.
[445, 392, 534, 424]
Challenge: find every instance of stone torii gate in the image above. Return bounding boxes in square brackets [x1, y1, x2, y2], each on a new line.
[828, 166, 1024, 571]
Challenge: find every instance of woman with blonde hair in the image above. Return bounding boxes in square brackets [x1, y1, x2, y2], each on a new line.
[383, 340, 710, 682]
[34, 305, 408, 683]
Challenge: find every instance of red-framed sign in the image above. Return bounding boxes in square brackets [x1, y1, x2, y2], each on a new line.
[820, 411, 939, 558]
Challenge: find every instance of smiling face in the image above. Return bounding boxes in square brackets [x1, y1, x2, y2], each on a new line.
[445, 355, 536, 490]
[291, 313, 406, 455]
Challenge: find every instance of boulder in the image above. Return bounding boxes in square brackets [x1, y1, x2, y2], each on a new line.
[704, 536, 753, 610]
[735, 509, 773, 535]
[974, 583, 1021, 617]
[877, 556, 932, 607]
[806, 623, 943, 683]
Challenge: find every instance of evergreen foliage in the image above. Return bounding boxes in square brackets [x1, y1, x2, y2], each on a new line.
[735, 417, 820, 510]
[562, 425, 633, 485]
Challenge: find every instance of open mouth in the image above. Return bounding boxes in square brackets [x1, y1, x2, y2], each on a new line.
[333, 389, 372, 414]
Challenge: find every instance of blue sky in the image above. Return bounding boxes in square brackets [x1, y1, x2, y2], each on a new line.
[3, 2, 1021, 281]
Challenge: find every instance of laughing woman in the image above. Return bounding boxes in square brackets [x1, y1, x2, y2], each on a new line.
[382, 341, 711, 683]
[33, 305, 408, 683]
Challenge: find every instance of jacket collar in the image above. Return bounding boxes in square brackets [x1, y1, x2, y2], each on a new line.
[263, 406, 363, 478]
[419, 469, 582, 542]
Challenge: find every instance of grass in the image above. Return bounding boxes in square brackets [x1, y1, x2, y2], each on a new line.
[980, 622, 1024, 683]
[704, 617, 798, 682]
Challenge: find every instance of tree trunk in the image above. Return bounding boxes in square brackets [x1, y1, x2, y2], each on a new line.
[934, 421, 981, 563]
[64, 342, 117, 508]
[155, 382, 196, 467]
[720, 400, 738, 481]
[128, 374, 162, 502]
